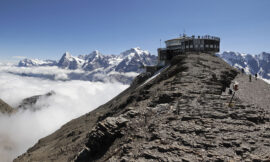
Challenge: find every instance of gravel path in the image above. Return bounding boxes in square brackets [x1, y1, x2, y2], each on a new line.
[232, 74, 270, 111]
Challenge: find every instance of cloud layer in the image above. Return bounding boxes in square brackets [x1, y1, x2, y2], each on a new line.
[0, 64, 128, 162]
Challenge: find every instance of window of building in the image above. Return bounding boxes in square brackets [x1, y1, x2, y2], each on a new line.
[205, 45, 209, 48]
[210, 45, 213, 48]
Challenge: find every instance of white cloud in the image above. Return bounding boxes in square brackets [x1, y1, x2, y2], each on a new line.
[0, 64, 134, 83]
[0, 64, 85, 81]
[0, 64, 128, 162]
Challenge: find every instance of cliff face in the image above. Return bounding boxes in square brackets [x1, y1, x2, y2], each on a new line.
[15, 53, 270, 161]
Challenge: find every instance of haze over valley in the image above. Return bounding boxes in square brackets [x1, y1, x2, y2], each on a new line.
[0, 63, 128, 161]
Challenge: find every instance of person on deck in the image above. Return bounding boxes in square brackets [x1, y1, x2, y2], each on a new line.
[255, 73, 258, 80]
[249, 74, 252, 82]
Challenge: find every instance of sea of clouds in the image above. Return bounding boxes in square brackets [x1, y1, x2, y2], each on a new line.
[0, 63, 128, 162]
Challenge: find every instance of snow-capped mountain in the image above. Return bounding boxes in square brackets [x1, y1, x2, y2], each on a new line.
[58, 52, 85, 70]
[17, 47, 158, 84]
[80, 50, 111, 71]
[115, 48, 156, 73]
[18, 59, 57, 67]
[18, 49, 270, 83]
[217, 51, 270, 79]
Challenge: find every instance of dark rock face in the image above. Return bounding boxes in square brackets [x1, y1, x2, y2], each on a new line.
[0, 99, 14, 114]
[58, 52, 84, 70]
[14, 53, 270, 162]
[81, 51, 110, 71]
[74, 116, 128, 161]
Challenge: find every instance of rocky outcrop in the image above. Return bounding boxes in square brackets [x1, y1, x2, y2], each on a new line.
[15, 53, 270, 161]
[0, 99, 14, 114]
[17, 91, 55, 111]
[74, 116, 129, 161]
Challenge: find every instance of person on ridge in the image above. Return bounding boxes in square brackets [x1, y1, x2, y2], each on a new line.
[249, 74, 252, 82]
[255, 73, 258, 80]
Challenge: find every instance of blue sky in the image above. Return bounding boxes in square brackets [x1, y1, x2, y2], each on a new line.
[0, 0, 269, 62]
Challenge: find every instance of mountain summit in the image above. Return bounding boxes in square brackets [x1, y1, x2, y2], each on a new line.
[15, 53, 270, 161]
[58, 52, 85, 70]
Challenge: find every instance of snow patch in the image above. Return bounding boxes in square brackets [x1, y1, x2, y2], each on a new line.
[141, 65, 170, 87]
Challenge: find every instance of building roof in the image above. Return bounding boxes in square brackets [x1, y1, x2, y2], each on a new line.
[165, 35, 220, 43]
[165, 36, 191, 43]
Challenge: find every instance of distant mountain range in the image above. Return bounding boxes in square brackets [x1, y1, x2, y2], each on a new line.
[18, 47, 158, 84]
[18, 59, 57, 67]
[18, 49, 270, 83]
[217, 51, 270, 80]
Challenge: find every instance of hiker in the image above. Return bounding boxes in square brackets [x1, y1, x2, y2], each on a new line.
[228, 88, 233, 95]
[255, 73, 257, 80]
[241, 68, 244, 74]
[228, 82, 239, 108]
[249, 74, 252, 82]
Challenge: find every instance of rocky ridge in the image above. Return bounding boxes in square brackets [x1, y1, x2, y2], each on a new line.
[17, 91, 56, 111]
[15, 53, 270, 161]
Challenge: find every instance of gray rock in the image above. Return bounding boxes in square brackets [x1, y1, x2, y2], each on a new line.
[0, 98, 14, 114]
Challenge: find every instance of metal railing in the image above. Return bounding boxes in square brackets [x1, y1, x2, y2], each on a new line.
[196, 35, 220, 41]
[176, 35, 220, 41]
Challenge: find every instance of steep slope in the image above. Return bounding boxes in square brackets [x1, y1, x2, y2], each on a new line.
[15, 53, 270, 161]
[0, 99, 14, 114]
